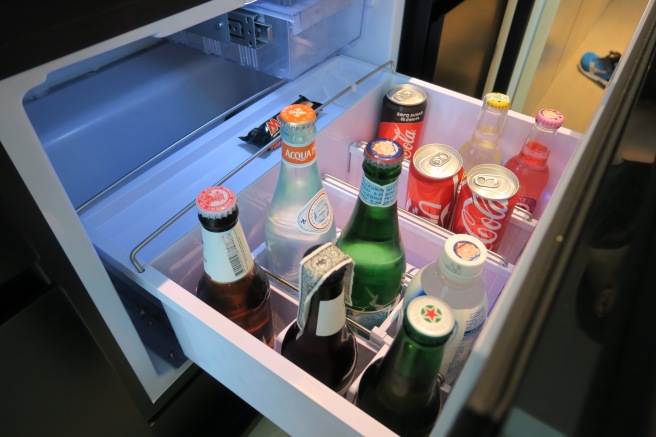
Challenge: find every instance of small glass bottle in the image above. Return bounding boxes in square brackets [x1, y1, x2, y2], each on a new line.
[459, 92, 511, 172]
[403, 234, 488, 386]
[504, 108, 564, 213]
[355, 295, 455, 437]
[336, 139, 406, 331]
[265, 104, 337, 284]
[280, 243, 358, 395]
[196, 186, 274, 347]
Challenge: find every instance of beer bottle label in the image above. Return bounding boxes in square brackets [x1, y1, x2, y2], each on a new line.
[346, 305, 394, 330]
[297, 189, 333, 234]
[202, 223, 254, 283]
[281, 140, 317, 167]
[298, 243, 353, 336]
[359, 175, 398, 207]
[316, 291, 347, 337]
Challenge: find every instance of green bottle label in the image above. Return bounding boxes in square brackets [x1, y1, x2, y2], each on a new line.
[359, 175, 398, 207]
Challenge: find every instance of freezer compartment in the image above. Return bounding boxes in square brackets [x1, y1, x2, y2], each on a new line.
[23, 40, 283, 210]
[171, 0, 366, 80]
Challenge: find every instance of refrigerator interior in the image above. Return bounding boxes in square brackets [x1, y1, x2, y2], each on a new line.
[3, 2, 593, 435]
[16, 39, 583, 435]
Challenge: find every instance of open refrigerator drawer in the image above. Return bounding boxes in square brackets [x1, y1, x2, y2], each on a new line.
[17, 41, 584, 435]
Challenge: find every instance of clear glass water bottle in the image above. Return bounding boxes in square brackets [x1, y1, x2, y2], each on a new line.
[336, 139, 406, 330]
[265, 104, 336, 284]
[355, 295, 455, 436]
[459, 92, 511, 173]
[403, 234, 488, 386]
[504, 108, 564, 213]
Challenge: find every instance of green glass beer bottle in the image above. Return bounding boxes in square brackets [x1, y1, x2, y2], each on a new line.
[280, 243, 358, 395]
[355, 295, 455, 437]
[336, 139, 406, 330]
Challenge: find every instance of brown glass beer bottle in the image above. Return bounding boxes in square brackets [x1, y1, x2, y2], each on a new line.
[196, 186, 274, 347]
[280, 243, 358, 395]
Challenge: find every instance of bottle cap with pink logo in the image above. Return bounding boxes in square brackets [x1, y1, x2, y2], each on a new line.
[536, 108, 564, 130]
[196, 186, 237, 219]
[439, 234, 488, 284]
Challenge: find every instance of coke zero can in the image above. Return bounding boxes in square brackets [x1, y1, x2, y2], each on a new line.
[378, 84, 427, 160]
[406, 144, 464, 228]
[450, 164, 519, 252]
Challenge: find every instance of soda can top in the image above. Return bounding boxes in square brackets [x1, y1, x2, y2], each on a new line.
[386, 84, 427, 106]
[483, 92, 511, 110]
[412, 143, 463, 179]
[467, 164, 520, 200]
[196, 186, 237, 219]
[365, 139, 404, 167]
[280, 104, 317, 145]
[404, 295, 455, 345]
[439, 234, 488, 284]
[536, 108, 564, 129]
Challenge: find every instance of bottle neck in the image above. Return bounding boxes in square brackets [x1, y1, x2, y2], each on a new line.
[358, 160, 402, 208]
[200, 215, 255, 284]
[375, 322, 446, 400]
[471, 106, 507, 146]
[517, 123, 557, 168]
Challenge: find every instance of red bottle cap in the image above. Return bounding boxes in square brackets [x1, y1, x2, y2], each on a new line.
[196, 186, 237, 219]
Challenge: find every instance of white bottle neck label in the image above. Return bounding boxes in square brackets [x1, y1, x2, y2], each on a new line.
[359, 174, 398, 207]
[202, 223, 254, 283]
[315, 291, 346, 337]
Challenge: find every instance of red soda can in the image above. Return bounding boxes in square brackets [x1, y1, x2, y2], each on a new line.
[406, 144, 464, 228]
[450, 164, 520, 252]
[378, 84, 427, 160]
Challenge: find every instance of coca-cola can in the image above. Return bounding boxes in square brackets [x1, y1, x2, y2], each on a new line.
[406, 144, 464, 228]
[378, 84, 427, 160]
[450, 164, 520, 252]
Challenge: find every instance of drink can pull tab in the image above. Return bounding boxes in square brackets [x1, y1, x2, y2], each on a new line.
[473, 174, 501, 189]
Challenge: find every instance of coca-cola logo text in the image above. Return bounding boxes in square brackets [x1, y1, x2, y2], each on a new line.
[392, 124, 417, 156]
[460, 193, 509, 246]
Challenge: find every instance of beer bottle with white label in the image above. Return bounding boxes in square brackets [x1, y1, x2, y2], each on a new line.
[403, 234, 488, 386]
[355, 295, 455, 436]
[196, 186, 274, 347]
[280, 243, 358, 395]
[265, 104, 336, 284]
[336, 139, 406, 330]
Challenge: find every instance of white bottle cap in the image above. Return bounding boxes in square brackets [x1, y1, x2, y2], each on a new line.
[438, 234, 487, 284]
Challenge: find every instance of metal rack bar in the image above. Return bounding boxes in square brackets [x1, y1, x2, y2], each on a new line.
[130, 60, 396, 272]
